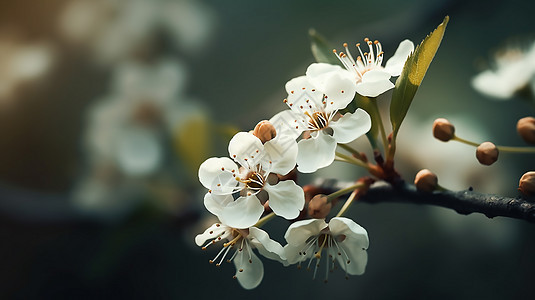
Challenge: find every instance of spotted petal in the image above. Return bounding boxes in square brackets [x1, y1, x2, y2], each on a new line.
[228, 132, 265, 168]
[285, 75, 324, 114]
[269, 110, 303, 140]
[198, 157, 240, 193]
[194, 223, 232, 246]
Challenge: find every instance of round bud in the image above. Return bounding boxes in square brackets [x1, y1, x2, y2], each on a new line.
[414, 169, 438, 192]
[476, 142, 499, 165]
[308, 194, 332, 219]
[252, 120, 276, 144]
[432, 118, 455, 142]
[519, 171, 535, 196]
[516, 117, 535, 144]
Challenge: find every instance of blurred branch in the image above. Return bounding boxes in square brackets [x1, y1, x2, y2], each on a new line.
[316, 179, 535, 223]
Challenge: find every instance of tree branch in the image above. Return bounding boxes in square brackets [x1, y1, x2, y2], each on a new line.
[316, 179, 535, 223]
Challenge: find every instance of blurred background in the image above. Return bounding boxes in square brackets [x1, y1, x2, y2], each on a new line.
[1, 0, 535, 299]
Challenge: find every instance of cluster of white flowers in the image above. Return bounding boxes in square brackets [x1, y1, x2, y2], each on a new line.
[196, 38, 414, 289]
[66, 0, 215, 218]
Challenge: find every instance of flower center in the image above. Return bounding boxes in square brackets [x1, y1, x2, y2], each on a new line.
[303, 109, 332, 132]
[297, 231, 352, 282]
[242, 171, 265, 191]
[202, 226, 253, 271]
[333, 38, 384, 81]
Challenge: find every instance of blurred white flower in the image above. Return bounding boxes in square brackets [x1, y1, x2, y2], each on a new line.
[472, 41, 535, 100]
[283, 217, 369, 281]
[0, 38, 55, 99]
[85, 58, 191, 177]
[195, 220, 285, 290]
[59, 0, 215, 63]
[284, 68, 371, 173]
[71, 167, 144, 219]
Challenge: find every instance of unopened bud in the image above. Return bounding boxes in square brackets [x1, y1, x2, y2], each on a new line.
[517, 117, 535, 144]
[432, 118, 455, 142]
[414, 169, 438, 192]
[476, 142, 499, 165]
[519, 171, 535, 196]
[252, 120, 276, 144]
[308, 194, 332, 219]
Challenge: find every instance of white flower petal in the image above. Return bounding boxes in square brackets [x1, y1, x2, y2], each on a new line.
[329, 217, 369, 275]
[219, 195, 264, 229]
[329, 217, 369, 248]
[384, 39, 414, 77]
[194, 223, 231, 246]
[322, 71, 358, 112]
[228, 132, 264, 167]
[283, 243, 307, 265]
[203, 193, 233, 216]
[356, 69, 395, 97]
[264, 180, 304, 220]
[249, 227, 286, 263]
[264, 134, 298, 176]
[234, 246, 264, 290]
[330, 109, 372, 144]
[296, 132, 337, 173]
[269, 110, 303, 140]
[472, 69, 518, 100]
[336, 239, 368, 275]
[116, 127, 162, 176]
[284, 218, 327, 246]
[285, 75, 324, 113]
[198, 157, 240, 193]
[306, 63, 350, 91]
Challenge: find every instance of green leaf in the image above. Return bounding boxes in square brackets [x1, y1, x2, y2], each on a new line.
[390, 16, 449, 137]
[309, 28, 341, 65]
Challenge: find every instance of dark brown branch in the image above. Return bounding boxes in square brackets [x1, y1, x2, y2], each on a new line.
[316, 179, 535, 223]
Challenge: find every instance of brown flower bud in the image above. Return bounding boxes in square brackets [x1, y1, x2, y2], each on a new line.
[476, 142, 499, 165]
[414, 169, 438, 192]
[252, 120, 276, 144]
[517, 117, 535, 144]
[519, 171, 535, 196]
[432, 118, 455, 142]
[308, 194, 332, 219]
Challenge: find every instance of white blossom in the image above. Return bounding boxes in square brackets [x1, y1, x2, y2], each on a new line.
[307, 39, 414, 98]
[198, 131, 304, 228]
[195, 221, 285, 289]
[283, 217, 369, 282]
[283, 68, 372, 173]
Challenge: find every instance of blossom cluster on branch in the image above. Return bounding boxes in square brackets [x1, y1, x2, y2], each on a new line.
[192, 17, 519, 289]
